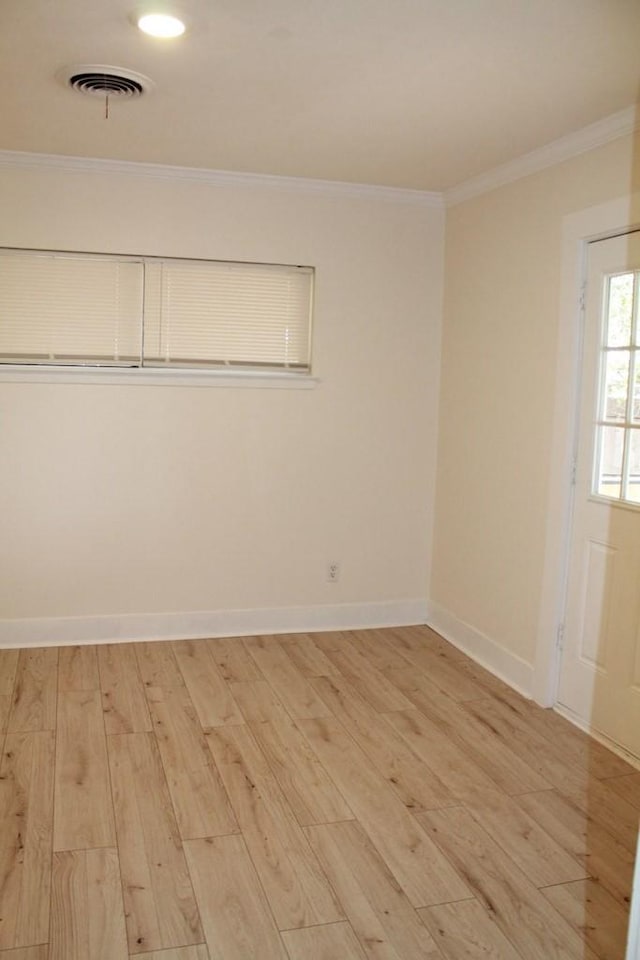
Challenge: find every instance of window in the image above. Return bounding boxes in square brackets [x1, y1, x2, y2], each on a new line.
[593, 270, 640, 504]
[0, 248, 314, 375]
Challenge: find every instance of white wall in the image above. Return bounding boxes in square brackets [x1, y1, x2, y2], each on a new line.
[430, 129, 640, 693]
[0, 160, 444, 642]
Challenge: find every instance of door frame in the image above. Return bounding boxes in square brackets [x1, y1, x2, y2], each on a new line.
[533, 193, 640, 707]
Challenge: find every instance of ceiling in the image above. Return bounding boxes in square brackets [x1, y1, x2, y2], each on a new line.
[1, 0, 639, 192]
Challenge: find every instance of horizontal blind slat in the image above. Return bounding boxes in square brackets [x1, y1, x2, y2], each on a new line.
[0, 251, 143, 362]
[146, 259, 312, 368]
[0, 249, 313, 372]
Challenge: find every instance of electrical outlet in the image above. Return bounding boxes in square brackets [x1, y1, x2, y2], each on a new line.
[327, 561, 340, 583]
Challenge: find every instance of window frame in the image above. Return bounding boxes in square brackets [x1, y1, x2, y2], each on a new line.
[0, 246, 317, 388]
[591, 268, 640, 506]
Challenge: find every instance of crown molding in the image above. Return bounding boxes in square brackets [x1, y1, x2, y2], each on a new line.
[445, 105, 639, 206]
[0, 148, 443, 208]
[2, 105, 635, 211]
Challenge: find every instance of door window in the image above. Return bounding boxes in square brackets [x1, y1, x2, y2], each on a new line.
[593, 270, 640, 504]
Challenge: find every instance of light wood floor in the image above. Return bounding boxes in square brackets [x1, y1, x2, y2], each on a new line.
[0, 626, 638, 959]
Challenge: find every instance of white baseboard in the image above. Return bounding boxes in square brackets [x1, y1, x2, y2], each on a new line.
[426, 601, 534, 698]
[0, 599, 429, 649]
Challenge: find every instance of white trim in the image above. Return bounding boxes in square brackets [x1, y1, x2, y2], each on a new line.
[445, 106, 639, 206]
[0, 599, 429, 649]
[533, 196, 640, 707]
[427, 601, 533, 698]
[0, 366, 319, 389]
[1, 108, 636, 211]
[0, 149, 443, 208]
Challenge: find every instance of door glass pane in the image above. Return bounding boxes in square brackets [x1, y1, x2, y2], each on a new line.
[602, 351, 629, 421]
[607, 273, 633, 346]
[595, 425, 624, 498]
[633, 357, 640, 423]
[627, 430, 640, 504]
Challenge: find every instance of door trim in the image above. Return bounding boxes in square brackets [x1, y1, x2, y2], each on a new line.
[533, 194, 640, 706]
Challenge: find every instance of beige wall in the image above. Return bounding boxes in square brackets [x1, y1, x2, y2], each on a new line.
[0, 164, 443, 624]
[3, 127, 637, 657]
[431, 130, 640, 668]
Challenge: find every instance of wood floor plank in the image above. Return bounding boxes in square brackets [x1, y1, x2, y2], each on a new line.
[206, 725, 343, 929]
[135, 642, 186, 697]
[601, 772, 640, 809]
[389, 642, 489, 702]
[418, 898, 524, 960]
[50, 848, 128, 960]
[515, 789, 636, 909]
[453, 658, 517, 700]
[0, 625, 633, 960]
[53, 690, 115, 851]
[347, 629, 424, 674]
[172, 640, 244, 729]
[462, 789, 587, 888]
[250, 718, 354, 826]
[0, 650, 20, 696]
[0, 947, 49, 959]
[0, 732, 54, 950]
[278, 634, 341, 678]
[297, 716, 471, 908]
[419, 806, 595, 960]
[8, 649, 58, 733]
[311, 675, 455, 813]
[98, 644, 152, 735]
[244, 638, 332, 719]
[383, 706, 585, 887]
[229, 680, 293, 724]
[281, 922, 367, 960]
[554, 771, 639, 853]
[304, 631, 350, 654]
[321, 642, 415, 713]
[184, 835, 288, 960]
[135, 947, 209, 960]
[136, 645, 238, 840]
[389, 625, 469, 664]
[107, 732, 203, 954]
[384, 708, 499, 799]
[0, 697, 11, 740]
[58, 645, 99, 692]
[541, 879, 629, 960]
[206, 637, 263, 682]
[463, 698, 640, 851]
[149, 688, 238, 839]
[489, 688, 635, 780]
[305, 819, 443, 960]
[388, 667, 551, 795]
[461, 698, 587, 791]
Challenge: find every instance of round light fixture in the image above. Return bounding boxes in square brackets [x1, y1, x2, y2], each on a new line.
[137, 13, 185, 37]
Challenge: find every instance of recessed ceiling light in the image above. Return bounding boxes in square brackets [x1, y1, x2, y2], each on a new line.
[137, 13, 185, 38]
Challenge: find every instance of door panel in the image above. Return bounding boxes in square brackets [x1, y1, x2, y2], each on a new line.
[579, 539, 615, 670]
[556, 231, 640, 760]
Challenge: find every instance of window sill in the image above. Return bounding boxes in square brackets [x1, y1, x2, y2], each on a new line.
[0, 366, 319, 389]
[588, 493, 640, 514]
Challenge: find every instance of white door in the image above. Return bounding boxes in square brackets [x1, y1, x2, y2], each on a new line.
[556, 231, 640, 760]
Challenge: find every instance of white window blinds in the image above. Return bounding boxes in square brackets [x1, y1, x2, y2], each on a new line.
[0, 250, 143, 364]
[144, 260, 312, 369]
[0, 248, 314, 373]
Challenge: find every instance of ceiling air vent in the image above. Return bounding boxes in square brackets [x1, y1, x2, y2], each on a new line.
[60, 65, 153, 100]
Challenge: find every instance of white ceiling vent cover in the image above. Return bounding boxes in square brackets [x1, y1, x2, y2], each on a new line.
[60, 65, 154, 99]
